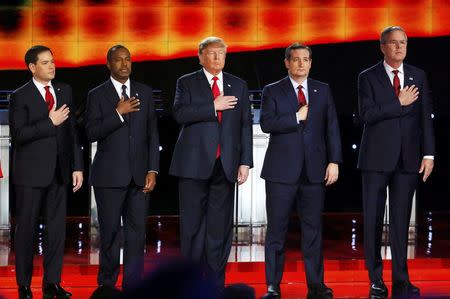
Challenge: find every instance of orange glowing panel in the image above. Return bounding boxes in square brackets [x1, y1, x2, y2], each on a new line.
[79, 0, 122, 6]
[126, 42, 169, 61]
[433, 0, 450, 7]
[213, 8, 257, 42]
[32, 42, 79, 67]
[78, 42, 117, 66]
[168, 41, 200, 58]
[33, 0, 78, 6]
[257, 0, 301, 7]
[169, 7, 212, 42]
[0, 7, 31, 42]
[79, 7, 123, 41]
[390, 0, 430, 8]
[169, 0, 213, 6]
[389, 8, 432, 36]
[215, 0, 257, 6]
[32, 7, 77, 42]
[302, 8, 345, 44]
[432, 8, 450, 36]
[0, 42, 32, 70]
[124, 7, 168, 42]
[346, 0, 388, 7]
[346, 9, 388, 41]
[258, 8, 300, 43]
[124, 0, 169, 5]
[301, 0, 345, 8]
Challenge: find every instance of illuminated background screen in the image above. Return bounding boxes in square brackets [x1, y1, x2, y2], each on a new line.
[1, 0, 450, 214]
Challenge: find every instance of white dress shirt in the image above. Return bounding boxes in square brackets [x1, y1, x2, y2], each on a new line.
[33, 77, 57, 106]
[111, 76, 130, 122]
[289, 76, 308, 123]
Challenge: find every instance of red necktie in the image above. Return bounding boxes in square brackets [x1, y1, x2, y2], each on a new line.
[392, 70, 400, 97]
[212, 76, 221, 158]
[297, 85, 307, 107]
[44, 86, 55, 111]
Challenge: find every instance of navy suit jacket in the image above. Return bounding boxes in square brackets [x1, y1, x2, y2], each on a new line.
[169, 69, 253, 182]
[9, 80, 84, 187]
[85, 79, 160, 187]
[357, 61, 435, 172]
[260, 77, 342, 184]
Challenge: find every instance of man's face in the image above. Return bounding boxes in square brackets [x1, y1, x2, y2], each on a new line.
[284, 49, 312, 81]
[29, 50, 55, 84]
[199, 43, 226, 75]
[107, 47, 132, 83]
[380, 30, 407, 65]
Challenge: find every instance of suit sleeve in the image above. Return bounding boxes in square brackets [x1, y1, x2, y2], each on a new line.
[239, 82, 253, 168]
[358, 72, 402, 125]
[325, 86, 343, 163]
[8, 91, 56, 146]
[172, 77, 217, 125]
[65, 86, 84, 171]
[85, 89, 124, 142]
[260, 86, 299, 133]
[146, 87, 160, 172]
[420, 73, 435, 156]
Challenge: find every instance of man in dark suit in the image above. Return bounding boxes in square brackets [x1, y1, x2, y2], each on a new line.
[85, 45, 160, 291]
[169, 37, 253, 288]
[260, 43, 342, 299]
[9, 45, 84, 299]
[358, 26, 435, 299]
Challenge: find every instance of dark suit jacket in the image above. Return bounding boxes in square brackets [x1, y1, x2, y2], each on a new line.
[260, 77, 342, 184]
[85, 79, 160, 187]
[169, 69, 253, 182]
[9, 80, 84, 187]
[357, 61, 435, 172]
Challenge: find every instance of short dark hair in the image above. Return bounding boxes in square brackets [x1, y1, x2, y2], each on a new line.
[24, 45, 53, 69]
[285, 43, 312, 60]
[380, 26, 407, 44]
[107, 44, 129, 62]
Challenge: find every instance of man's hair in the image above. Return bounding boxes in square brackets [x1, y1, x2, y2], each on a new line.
[24, 45, 53, 69]
[380, 26, 407, 44]
[285, 43, 312, 60]
[198, 37, 227, 55]
[107, 44, 129, 62]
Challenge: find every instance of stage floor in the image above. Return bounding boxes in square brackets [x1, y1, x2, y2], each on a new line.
[0, 212, 449, 298]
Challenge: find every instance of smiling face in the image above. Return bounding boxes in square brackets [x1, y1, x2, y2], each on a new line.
[199, 43, 226, 75]
[29, 50, 55, 85]
[380, 29, 407, 68]
[107, 47, 131, 83]
[284, 48, 312, 83]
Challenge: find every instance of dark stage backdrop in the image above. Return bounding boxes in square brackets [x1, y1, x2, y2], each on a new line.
[1, 37, 449, 215]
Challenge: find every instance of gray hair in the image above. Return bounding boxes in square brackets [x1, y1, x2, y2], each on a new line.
[198, 37, 227, 55]
[380, 26, 407, 44]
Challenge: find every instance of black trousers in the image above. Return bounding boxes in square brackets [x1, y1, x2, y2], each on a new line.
[14, 176, 67, 287]
[94, 183, 148, 290]
[362, 169, 417, 283]
[178, 159, 235, 287]
[264, 178, 325, 287]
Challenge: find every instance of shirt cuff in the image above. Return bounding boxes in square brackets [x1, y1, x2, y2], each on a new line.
[240, 165, 250, 168]
[148, 170, 158, 174]
[116, 109, 124, 122]
[423, 155, 434, 160]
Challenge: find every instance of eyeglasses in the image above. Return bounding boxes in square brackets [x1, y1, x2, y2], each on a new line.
[385, 40, 407, 47]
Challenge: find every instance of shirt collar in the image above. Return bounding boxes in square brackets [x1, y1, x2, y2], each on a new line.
[288, 75, 308, 91]
[203, 68, 223, 83]
[383, 60, 404, 74]
[110, 76, 130, 91]
[32, 77, 53, 90]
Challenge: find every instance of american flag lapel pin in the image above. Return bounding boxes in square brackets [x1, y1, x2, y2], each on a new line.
[409, 77, 413, 81]
[227, 84, 231, 88]
[313, 89, 317, 93]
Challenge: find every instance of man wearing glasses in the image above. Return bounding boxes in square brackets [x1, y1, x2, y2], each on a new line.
[358, 26, 435, 299]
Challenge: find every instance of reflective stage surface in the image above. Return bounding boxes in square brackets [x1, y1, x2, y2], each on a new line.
[0, 212, 449, 298]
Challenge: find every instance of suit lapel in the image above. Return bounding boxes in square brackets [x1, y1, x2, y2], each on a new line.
[221, 73, 234, 123]
[196, 70, 215, 103]
[307, 78, 318, 115]
[403, 64, 415, 88]
[28, 80, 50, 114]
[280, 76, 299, 111]
[104, 79, 120, 106]
[375, 61, 397, 98]
[52, 82, 64, 109]
[128, 80, 139, 128]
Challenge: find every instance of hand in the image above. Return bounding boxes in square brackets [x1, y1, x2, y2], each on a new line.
[117, 96, 140, 115]
[214, 92, 238, 111]
[419, 158, 434, 182]
[143, 172, 157, 193]
[296, 105, 308, 121]
[72, 171, 83, 192]
[237, 165, 249, 185]
[49, 104, 69, 126]
[398, 85, 419, 106]
[324, 163, 339, 186]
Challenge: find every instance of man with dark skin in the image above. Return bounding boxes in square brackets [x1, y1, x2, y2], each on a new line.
[85, 45, 159, 291]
